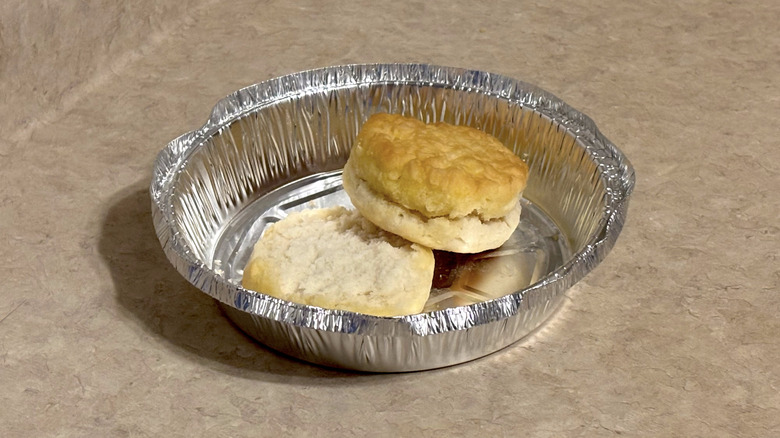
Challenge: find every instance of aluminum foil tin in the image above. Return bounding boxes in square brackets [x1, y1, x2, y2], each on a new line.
[150, 64, 635, 372]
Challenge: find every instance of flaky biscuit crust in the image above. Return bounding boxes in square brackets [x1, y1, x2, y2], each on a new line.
[347, 113, 529, 220]
[342, 164, 521, 253]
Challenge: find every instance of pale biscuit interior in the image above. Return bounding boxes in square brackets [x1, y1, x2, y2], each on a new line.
[241, 206, 434, 316]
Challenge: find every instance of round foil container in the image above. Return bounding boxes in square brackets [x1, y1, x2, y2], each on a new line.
[150, 64, 635, 372]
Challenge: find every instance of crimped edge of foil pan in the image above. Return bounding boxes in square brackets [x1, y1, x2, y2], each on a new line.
[150, 63, 634, 367]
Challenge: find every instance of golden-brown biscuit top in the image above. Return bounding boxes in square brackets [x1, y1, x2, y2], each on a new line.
[348, 113, 529, 219]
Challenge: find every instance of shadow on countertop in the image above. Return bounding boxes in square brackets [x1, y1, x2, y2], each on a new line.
[99, 180, 397, 384]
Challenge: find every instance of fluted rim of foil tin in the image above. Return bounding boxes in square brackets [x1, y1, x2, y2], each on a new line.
[150, 63, 635, 338]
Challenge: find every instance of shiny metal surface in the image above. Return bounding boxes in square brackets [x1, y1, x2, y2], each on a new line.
[150, 63, 635, 372]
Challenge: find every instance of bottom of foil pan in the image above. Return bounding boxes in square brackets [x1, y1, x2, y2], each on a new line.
[211, 170, 570, 314]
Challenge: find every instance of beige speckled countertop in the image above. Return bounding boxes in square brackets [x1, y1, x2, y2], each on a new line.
[2, 1, 779, 436]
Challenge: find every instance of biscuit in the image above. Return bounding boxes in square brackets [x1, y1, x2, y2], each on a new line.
[241, 207, 434, 316]
[343, 113, 529, 253]
[342, 167, 522, 253]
